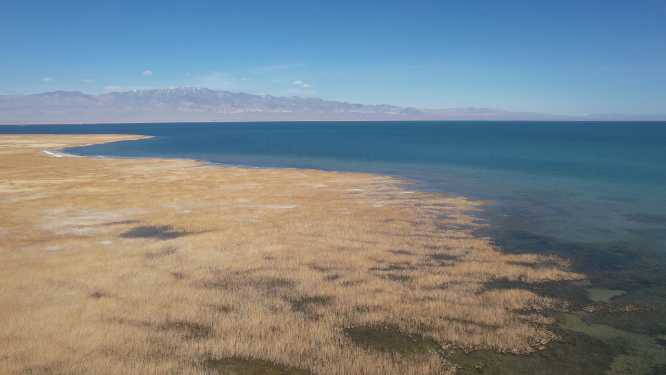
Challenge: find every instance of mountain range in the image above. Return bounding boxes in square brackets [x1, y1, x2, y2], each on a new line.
[1, 87, 664, 124]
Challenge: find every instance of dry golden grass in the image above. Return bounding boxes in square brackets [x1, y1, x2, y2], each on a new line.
[0, 134, 584, 375]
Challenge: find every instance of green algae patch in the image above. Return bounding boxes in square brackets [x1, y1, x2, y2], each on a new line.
[560, 312, 666, 375]
[622, 214, 666, 225]
[204, 357, 310, 375]
[343, 325, 440, 354]
[586, 288, 626, 302]
[449, 329, 614, 375]
[581, 309, 666, 336]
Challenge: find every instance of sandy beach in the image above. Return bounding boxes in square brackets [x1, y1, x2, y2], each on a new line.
[0, 135, 583, 375]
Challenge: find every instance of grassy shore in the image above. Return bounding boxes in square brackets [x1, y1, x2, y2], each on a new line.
[0, 135, 583, 374]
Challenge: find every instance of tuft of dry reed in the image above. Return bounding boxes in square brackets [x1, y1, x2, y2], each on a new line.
[0, 135, 584, 375]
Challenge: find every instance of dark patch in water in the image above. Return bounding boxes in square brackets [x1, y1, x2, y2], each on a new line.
[530, 282, 592, 306]
[450, 330, 614, 375]
[623, 214, 666, 225]
[470, 222, 666, 373]
[121, 225, 188, 240]
[484, 230, 639, 272]
[204, 357, 310, 375]
[597, 195, 638, 203]
[343, 324, 440, 354]
[477, 229, 666, 306]
[649, 364, 666, 375]
[580, 309, 666, 336]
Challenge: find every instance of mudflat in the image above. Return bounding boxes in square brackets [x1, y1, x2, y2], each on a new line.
[0, 135, 582, 374]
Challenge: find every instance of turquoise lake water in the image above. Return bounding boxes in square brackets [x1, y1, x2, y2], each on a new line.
[3, 121, 666, 374]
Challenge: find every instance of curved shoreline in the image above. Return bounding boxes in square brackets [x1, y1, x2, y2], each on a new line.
[61, 138, 496, 214]
[1, 134, 584, 375]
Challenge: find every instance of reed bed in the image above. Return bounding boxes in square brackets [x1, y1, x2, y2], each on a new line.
[0, 135, 583, 374]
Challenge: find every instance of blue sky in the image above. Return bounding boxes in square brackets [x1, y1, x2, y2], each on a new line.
[1, 0, 664, 115]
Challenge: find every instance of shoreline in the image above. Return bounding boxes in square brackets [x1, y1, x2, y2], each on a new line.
[61, 139, 498, 208]
[0, 134, 584, 375]
[61, 141, 478, 201]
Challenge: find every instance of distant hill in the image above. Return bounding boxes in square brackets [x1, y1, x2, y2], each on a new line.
[585, 113, 666, 120]
[0, 87, 662, 124]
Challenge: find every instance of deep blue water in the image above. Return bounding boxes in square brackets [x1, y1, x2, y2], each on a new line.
[3, 121, 666, 373]
[4, 121, 665, 242]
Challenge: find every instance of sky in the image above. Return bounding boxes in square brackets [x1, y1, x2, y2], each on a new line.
[1, 0, 665, 115]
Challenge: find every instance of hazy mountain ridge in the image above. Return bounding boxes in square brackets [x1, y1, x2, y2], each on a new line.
[103, 87, 403, 114]
[0, 87, 662, 123]
[585, 113, 666, 120]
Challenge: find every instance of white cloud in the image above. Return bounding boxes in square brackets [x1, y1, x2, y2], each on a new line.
[241, 77, 251, 81]
[103, 86, 121, 92]
[271, 79, 280, 83]
[185, 73, 190, 76]
[293, 80, 314, 88]
[287, 88, 315, 94]
[42, 77, 52, 82]
[82, 79, 95, 82]
[142, 71, 153, 76]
